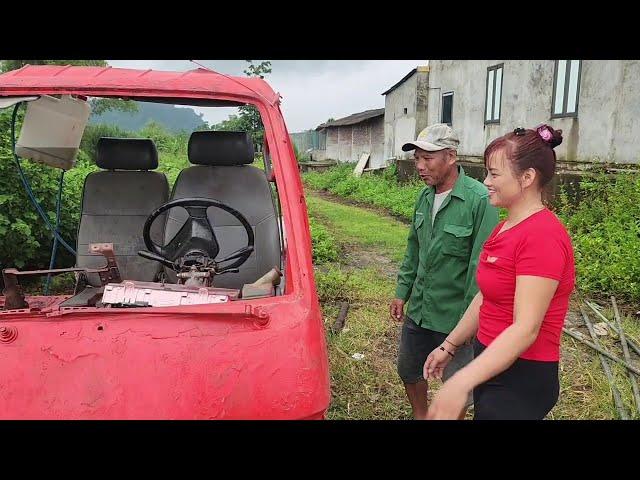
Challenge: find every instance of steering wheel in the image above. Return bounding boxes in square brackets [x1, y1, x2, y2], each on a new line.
[138, 197, 254, 274]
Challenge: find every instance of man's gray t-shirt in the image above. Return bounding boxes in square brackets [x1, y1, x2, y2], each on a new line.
[431, 189, 452, 225]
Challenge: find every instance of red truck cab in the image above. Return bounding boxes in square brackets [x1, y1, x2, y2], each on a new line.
[0, 65, 330, 419]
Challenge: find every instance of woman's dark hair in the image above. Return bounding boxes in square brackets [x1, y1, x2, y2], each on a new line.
[484, 124, 563, 188]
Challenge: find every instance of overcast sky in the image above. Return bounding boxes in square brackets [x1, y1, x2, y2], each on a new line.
[107, 60, 427, 132]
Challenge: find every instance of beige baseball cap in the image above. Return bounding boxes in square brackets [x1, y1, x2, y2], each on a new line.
[402, 123, 460, 152]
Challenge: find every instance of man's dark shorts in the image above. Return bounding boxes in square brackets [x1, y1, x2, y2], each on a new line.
[397, 316, 474, 406]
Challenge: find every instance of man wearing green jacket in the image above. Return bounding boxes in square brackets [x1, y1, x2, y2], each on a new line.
[391, 123, 499, 419]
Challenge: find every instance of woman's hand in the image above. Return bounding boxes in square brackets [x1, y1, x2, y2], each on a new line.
[426, 379, 471, 420]
[423, 345, 454, 381]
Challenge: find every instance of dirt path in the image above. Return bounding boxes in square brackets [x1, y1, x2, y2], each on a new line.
[308, 188, 411, 226]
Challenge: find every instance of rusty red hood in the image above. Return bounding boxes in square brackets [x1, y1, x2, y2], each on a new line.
[0, 303, 329, 419]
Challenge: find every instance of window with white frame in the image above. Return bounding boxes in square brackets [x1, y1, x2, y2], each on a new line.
[485, 64, 503, 124]
[441, 92, 453, 126]
[552, 60, 582, 117]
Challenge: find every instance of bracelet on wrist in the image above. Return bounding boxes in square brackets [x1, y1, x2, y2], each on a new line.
[444, 338, 460, 348]
[439, 346, 455, 358]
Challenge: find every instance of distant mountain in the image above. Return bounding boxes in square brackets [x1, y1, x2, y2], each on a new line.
[89, 101, 207, 133]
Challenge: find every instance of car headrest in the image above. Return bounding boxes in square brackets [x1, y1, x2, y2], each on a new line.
[96, 137, 159, 170]
[188, 131, 254, 166]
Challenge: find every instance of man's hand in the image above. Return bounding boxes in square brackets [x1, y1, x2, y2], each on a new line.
[390, 298, 405, 322]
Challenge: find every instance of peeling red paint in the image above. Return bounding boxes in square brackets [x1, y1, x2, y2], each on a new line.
[0, 65, 330, 419]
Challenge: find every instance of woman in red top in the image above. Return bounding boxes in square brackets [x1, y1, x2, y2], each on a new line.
[423, 125, 575, 420]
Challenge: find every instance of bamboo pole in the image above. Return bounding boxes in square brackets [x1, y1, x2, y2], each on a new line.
[585, 300, 640, 357]
[611, 296, 640, 416]
[562, 328, 640, 376]
[580, 306, 628, 420]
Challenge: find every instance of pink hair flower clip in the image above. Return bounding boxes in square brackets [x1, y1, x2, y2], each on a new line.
[537, 125, 553, 142]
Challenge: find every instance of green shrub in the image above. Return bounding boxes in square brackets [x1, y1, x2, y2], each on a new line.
[80, 123, 134, 162]
[557, 172, 640, 300]
[292, 142, 310, 163]
[156, 151, 189, 188]
[303, 163, 423, 221]
[0, 108, 92, 270]
[0, 113, 190, 272]
[0, 111, 283, 279]
[305, 163, 640, 301]
[309, 217, 338, 264]
[138, 122, 190, 155]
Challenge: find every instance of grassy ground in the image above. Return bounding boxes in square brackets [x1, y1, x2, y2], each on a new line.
[553, 300, 640, 419]
[306, 189, 640, 420]
[308, 194, 413, 419]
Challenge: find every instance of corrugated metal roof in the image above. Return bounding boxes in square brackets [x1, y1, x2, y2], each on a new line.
[316, 108, 384, 130]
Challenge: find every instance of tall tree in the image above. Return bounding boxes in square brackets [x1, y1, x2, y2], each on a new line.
[213, 114, 245, 132]
[243, 60, 272, 79]
[231, 61, 272, 150]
